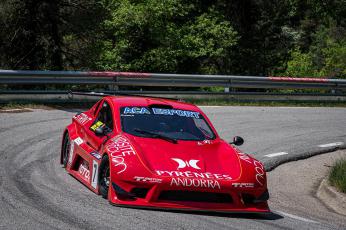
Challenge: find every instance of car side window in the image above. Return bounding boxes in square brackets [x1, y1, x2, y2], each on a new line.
[96, 101, 113, 130]
[93, 100, 102, 116]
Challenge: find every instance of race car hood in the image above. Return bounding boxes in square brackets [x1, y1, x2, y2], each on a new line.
[127, 135, 242, 181]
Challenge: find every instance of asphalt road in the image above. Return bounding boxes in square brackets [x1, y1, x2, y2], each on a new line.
[0, 106, 345, 230]
[202, 106, 346, 169]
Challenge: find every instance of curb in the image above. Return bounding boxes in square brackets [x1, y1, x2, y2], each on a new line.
[0, 108, 33, 113]
[264, 145, 346, 172]
[316, 179, 346, 216]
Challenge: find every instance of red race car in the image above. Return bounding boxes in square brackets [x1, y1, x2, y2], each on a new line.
[60, 96, 269, 213]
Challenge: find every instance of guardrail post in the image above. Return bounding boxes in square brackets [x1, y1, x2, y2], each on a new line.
[224, 79, 231, 93]
[112, 76, 119, 92]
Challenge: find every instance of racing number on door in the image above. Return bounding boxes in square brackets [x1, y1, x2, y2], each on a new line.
[91, 160, 99, 189]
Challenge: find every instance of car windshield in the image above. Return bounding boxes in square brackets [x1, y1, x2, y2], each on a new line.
[120, 106, 216, 141]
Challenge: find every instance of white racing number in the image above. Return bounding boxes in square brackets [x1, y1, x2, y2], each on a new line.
[91, 160, 99, 189]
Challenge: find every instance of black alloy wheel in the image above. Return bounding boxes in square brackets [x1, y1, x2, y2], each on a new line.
[62, 133, 71, 168]
[99, 155, 110, 199]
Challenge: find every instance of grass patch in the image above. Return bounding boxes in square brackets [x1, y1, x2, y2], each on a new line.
[329, 158, 346, 193]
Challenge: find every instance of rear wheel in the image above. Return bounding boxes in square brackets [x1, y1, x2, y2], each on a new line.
[99, 155, 110, 199]
[62, 133, 71, 168]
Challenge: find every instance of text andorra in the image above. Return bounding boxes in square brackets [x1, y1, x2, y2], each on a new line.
[170, 178, 221, 189]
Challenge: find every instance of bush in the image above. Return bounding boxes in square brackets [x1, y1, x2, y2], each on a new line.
[329, 158, 346, 193]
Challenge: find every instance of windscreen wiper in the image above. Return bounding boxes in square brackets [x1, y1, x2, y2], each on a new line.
[134, 129, 177, 144]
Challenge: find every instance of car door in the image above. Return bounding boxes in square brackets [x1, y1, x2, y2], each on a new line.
[84, 100, 114, 151]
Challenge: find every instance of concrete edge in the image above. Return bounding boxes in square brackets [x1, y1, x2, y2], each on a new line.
[316, 179, 346, 216]
[0, 108, 33, 113]
[264, 145, 346, 172]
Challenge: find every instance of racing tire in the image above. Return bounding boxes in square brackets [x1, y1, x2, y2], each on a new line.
[99, 155, 110, 199]
[62, 133, 71, 168]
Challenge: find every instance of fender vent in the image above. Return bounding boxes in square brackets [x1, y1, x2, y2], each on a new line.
[158, 191, 232, 203]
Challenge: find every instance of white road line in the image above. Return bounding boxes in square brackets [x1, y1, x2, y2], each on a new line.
[318, 142, 344, 148]
[264, 152, 288, 158]
[275, 210, 319, 224]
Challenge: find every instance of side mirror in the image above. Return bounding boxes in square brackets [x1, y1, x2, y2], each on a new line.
[95, 126, 105, 136]
[230, 136, 244, 146]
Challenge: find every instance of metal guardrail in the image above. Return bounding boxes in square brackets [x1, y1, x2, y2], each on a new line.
[0, 70, 345, 103]
[1, 70, 346, 90]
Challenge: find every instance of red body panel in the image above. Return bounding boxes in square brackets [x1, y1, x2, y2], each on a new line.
[61, 96, 270, 213]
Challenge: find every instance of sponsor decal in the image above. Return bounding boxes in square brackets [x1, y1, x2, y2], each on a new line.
[106, 136, 136, 174]
[134, 176, 162, 183]
[238, 152, 252, 164]
[74, 113, 91, 125]
[111, 156, 127, 174]
[90, 151, 101, 160]
[74, 137, 83, 145]
[91, 160, 99, 189]
[197, 140, 212, 145]
[90, 121, 104, 131]
[253, 160, 265, 186]
[236, 150, 265, 186]
[232, 183, 254, 188]
[156, 170, 232, 180]
[123, 107, 151, 115]
[171, 158, 201, 170]
[170, 178, 221, 189]
[121, 107, 200, 118]
[152, 108, 200, 118]
[78, 162, 90, 182]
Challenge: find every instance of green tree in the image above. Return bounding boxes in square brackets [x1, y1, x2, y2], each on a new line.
[0, 0, 104, 70]
[283, 49, 323, 77]
[280, 24, 345, 78]
[96, 0, 238, 73]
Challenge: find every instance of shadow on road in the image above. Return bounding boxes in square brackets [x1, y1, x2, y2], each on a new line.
[112, 204, 284, 220]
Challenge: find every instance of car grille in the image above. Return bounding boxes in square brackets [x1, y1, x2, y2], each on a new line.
[130, 188, 149, 198]
[158, 191, 233, 203]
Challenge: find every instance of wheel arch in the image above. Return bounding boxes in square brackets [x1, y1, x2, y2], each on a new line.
[98, 152, 111, 198]
[60, 123, 78, 165]
[99, 152, 110, 181]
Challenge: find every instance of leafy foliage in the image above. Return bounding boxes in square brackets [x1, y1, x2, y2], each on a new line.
[97, 1, 237, 73]
[329, 158, 346, 193]
[0, 0, 104, 70]
[280, 25, 346, 78]
[0, 0, 344, 78]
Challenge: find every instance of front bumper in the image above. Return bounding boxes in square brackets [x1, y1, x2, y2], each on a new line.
[109, 180, 270, 213]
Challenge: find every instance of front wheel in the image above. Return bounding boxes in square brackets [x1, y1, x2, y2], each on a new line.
[62, 133, 71, 168]
[99, 155, 110, 199]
